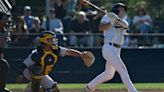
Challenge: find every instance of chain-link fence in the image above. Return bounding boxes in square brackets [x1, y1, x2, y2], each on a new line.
[5, 33, 164, 48]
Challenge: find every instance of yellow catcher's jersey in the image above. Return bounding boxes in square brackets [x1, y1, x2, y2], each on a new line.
[31, 46, 60, 75]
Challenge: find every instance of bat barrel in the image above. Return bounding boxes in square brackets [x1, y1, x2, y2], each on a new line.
[82, 0, 106, 14]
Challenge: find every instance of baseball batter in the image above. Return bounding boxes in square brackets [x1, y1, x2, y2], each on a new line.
[85, 3, 138, 92]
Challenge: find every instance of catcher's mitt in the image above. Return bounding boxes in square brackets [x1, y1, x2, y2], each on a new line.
[80, 51, 95, 67]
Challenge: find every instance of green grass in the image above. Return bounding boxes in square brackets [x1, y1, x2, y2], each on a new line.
[6, 83, 164, 90]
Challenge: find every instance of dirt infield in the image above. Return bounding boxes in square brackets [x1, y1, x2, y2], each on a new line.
[65, 89, 164, 92]
[12, 89, 164, 92]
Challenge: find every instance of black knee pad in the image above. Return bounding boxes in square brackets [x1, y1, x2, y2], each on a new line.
[30, 65, 42, 92]
[30, 64, 42, 77]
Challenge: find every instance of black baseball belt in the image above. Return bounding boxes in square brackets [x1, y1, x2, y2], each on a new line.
[109, 43, 121, 48]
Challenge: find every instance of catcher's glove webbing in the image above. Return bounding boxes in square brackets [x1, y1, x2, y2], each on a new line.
[80, 51, 95, 67]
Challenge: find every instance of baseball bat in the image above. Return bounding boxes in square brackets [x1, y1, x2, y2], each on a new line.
[82, 0, 107, 14]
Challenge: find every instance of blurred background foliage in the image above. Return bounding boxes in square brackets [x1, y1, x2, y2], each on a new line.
[91, 0, 164, 20]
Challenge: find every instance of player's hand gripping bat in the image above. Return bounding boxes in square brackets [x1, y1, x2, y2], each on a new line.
[82, 0, 128, 28]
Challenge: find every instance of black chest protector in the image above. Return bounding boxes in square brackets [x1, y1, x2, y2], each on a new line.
[31, 46, 60, 75]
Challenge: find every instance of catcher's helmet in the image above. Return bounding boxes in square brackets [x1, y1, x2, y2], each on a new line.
[39, 31, 58, 47]
[111, 3, 127, 15]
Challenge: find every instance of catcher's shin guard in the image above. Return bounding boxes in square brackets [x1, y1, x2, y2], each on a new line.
[52, 84, 59, 92]
[45, 84, 59, 92]
[30, 65, 42, 92]
[31, 78, 41, 92]
[0, 59, 9, 90]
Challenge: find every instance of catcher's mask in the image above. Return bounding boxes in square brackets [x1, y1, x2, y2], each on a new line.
[111, 3, 127, 15]
[39, 31, 58, 48]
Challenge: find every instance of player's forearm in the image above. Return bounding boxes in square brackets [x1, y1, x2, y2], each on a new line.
[99, 23, 112, 31]
[65, 49, 82, 57]
[117, 19, 128, 29]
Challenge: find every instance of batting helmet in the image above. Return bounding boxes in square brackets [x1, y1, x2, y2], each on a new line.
[39, 31, 58, 48]
[111, 3, 127, 15]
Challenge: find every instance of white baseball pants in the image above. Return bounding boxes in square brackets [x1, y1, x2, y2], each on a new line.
[23, 68, 55, 89]
[87, 43, 137, 92]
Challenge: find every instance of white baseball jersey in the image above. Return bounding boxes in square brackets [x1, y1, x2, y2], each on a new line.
[100, 15, 128, 45]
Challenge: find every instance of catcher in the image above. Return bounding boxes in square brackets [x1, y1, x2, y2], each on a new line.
[16, 31, 95, 92]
